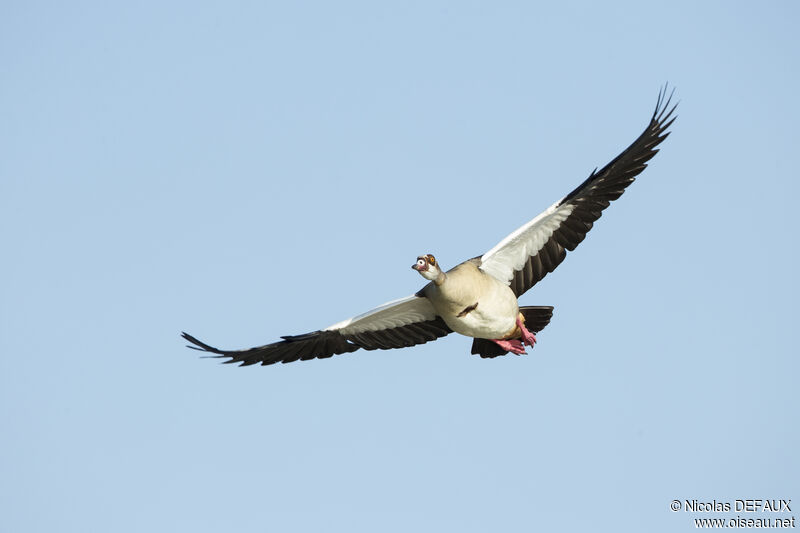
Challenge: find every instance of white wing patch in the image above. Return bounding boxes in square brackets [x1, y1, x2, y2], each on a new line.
[479, 201, 575, 284]
[324, 294, 437, 335]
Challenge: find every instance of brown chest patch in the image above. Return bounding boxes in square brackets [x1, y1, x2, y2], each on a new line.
[457, 302, 479, 318]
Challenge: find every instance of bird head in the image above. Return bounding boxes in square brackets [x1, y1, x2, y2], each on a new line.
[412, 254, 441, 280]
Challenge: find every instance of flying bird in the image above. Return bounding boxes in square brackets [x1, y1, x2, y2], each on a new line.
[183, 87, 677, 366]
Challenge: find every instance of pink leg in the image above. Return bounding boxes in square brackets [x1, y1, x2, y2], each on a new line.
[517, 317, 537, 347]
[492, 338, 526, 355]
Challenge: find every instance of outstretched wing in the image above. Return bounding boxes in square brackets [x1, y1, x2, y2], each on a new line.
[477, 86, 677, 297]
[182, 294, 451, 366]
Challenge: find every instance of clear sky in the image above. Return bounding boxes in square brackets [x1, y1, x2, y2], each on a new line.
[2, 2, 797, 532]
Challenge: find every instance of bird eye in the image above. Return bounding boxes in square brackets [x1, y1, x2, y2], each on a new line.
[427, 255, 436, 266]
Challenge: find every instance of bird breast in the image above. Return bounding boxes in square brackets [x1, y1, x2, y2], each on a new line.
[425, 262, 519, 340]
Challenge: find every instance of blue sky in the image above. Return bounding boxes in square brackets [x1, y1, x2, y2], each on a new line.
[1, 2, 797, 532]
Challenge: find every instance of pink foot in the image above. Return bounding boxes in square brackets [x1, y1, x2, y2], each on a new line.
[492, 338, 526, 355]
[517, 317, 537, 347]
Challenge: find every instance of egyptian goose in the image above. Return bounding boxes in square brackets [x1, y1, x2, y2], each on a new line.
[183, 87, 677, 365]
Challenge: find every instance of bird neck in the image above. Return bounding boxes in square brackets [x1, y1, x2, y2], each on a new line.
[433, 270, 447, 286]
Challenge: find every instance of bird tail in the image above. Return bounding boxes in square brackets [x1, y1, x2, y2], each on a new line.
[470, 306, 554, 358]
[518, 305, 554, 335]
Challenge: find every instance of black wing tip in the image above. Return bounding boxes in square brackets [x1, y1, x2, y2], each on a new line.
[181, 331, 245, 364]
[653, 83, 679, 126]
[182, 331, 217, 352]
[180, 329, 362, 367]
[559, 86, 677, 207]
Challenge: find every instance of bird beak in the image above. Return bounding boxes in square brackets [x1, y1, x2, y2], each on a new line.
[412, 263, 427, 272]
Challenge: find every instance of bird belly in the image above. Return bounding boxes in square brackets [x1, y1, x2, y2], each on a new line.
[445, 308, 517, 339]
